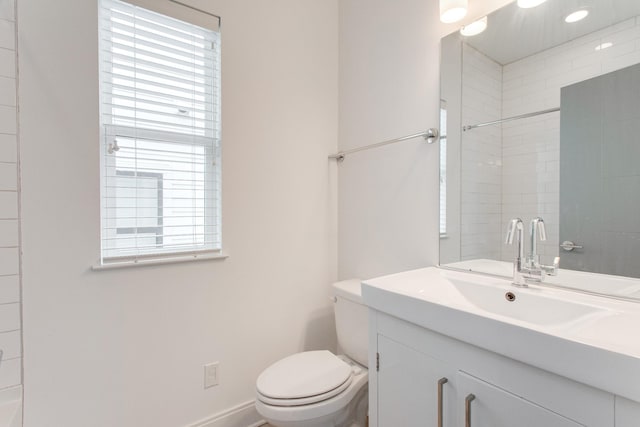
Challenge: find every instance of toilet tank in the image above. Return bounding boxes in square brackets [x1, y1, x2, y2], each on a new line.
[333, 279, 368, 367]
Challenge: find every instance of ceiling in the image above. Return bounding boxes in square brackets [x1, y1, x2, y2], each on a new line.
[464, 0, 640, 65]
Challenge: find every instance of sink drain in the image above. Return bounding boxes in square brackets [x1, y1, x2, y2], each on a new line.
[505, 292, 516, 302]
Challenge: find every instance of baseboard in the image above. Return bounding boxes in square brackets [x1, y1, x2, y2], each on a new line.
[187, 400, 265, 427]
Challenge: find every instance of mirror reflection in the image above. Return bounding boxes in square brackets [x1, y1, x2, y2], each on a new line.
[440, 0, 640, 299]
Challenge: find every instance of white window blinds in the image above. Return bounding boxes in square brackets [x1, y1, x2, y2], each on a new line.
[99, 0, 221, 262]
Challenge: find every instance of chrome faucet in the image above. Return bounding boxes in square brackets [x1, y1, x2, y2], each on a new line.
[528, 217, 559, 277]
[506, 218, 530, 286]
[528, 217, 546, 268]
[505, 218, 543, 286]
[506, 217, 560, 286]
[505, 218, 524, 264]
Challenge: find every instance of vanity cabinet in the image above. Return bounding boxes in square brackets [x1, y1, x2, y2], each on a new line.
[370, 311, 616, 427]
[377, 335, 456, 426]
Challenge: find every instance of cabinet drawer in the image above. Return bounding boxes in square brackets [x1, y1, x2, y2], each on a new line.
[458, 371, 583, 427]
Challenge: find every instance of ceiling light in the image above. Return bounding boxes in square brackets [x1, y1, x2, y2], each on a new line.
[517, 0, 547, 8]
[460, 16, 488, 36]
[565, 10, 589, 23]
[595, 42, 613, 51]
[440, 0, 468, 24]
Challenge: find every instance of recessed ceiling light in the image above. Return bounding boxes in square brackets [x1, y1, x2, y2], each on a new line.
[517, 0, 547, 8]
[565, 10, 589, 23]
[595, 42, 613, 51]
[460, 16, 488, 37]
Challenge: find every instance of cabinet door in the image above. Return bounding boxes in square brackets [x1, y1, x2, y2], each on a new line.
[457, 372, 583, 427]
[615, 397, 640, 427]
[377, 334, 456, 427]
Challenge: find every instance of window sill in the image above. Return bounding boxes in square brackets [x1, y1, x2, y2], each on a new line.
[92, 251, 228, 271]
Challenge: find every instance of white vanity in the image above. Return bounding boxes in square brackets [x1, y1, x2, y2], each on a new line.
[362, 267, 640, 427]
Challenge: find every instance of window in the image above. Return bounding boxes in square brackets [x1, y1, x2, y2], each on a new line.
[98, 0, 221, 263]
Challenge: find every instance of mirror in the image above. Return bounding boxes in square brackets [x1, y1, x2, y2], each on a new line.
[439, 0, 640, 300]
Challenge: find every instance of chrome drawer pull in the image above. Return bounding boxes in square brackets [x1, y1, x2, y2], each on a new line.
[437, 378, 448, 427]
[465, 394, 476, 427]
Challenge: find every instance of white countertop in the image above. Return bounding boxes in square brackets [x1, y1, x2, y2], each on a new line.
[362, 266, 640, 402]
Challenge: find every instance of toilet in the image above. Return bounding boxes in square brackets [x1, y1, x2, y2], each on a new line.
[255, 279, 369, 427]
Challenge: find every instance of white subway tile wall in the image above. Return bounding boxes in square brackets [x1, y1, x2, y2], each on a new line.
[0, 0, 20, 390]
[461, 16, 640, 265]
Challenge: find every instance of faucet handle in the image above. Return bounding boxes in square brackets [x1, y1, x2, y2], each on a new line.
[530, 217, 547, 241]
[505, 218, 523, 244]
[537, 219, 547, 241]
[540, 256, 560, 276]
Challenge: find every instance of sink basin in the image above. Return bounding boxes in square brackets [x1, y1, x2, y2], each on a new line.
[442, 258, 640, 301]
[446, 274, 608, 327]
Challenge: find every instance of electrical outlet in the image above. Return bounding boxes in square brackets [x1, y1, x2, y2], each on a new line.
[204, 362, 219, 389]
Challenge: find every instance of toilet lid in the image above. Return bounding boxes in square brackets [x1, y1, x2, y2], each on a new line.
[256, 351, 352, 400]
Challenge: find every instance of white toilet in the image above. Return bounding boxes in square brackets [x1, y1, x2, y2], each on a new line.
[255, 279, 369, 427]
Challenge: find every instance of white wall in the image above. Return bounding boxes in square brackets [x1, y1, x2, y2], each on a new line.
[0, 0, 21, 392]
[337, 0, 513, 280]
[17, 0, 338, 426]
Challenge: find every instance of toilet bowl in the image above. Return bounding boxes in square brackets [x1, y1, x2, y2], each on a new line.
[255, 280, 368, 427]
[256, 351, 368, 427]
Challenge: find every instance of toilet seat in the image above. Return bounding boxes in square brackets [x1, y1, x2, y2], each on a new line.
[257, 376, 353, 406]
[256, 351, 354, 407]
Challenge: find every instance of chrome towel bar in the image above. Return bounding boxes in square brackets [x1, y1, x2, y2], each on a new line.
[329, 128, 439, 161]
[463, 107, 560, 131]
